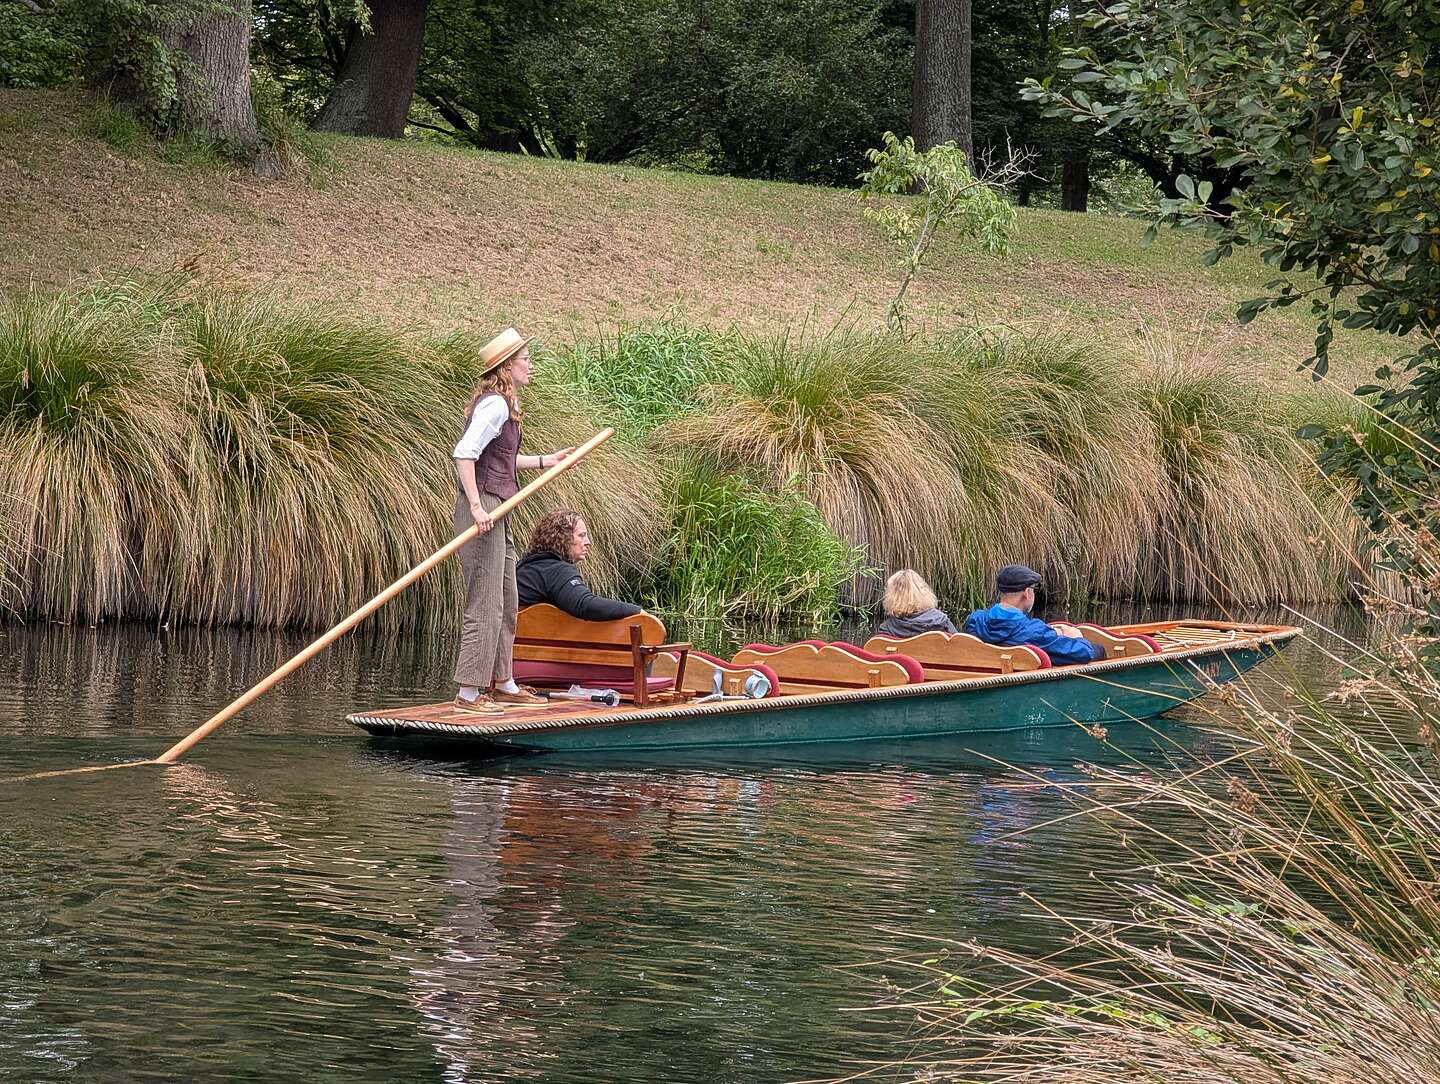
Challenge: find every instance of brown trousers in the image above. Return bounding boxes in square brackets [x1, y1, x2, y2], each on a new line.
[452, 490, 517, 688]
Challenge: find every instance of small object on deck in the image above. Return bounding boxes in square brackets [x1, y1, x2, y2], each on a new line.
[543, 685, 623, 707]
[694, 668, 773, 703]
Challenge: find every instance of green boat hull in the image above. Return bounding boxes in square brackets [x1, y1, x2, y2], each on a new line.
[351, 635, 1292, 754]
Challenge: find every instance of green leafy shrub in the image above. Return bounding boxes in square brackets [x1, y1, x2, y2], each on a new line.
[543, 321, 733, 440]
[652, 462, 866, 624]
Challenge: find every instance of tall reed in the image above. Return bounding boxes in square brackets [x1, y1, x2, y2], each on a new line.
[872, 514, 1440, 1081]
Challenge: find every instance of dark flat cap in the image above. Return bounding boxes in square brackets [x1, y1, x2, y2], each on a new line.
[996, 563, 1043, 592]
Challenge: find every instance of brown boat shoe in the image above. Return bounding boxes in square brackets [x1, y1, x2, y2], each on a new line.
[452, 693, 505, 717]
[489, 685, 548, 706]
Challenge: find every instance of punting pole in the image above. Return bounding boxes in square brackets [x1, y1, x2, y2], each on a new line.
[2, 428, 616, 783]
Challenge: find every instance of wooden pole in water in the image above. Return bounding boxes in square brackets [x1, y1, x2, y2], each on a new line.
[151, 427, 616, 765]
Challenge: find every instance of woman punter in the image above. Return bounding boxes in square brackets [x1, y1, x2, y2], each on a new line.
[451, 327, 574, 716]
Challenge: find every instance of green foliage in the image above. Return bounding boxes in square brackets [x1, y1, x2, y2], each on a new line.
[858, 132, 1018, 331]
[653, 463, 865, 624]
[1022, 0, 1440, 632]
[543, 321, 732, 441]
[0, 0, 83, 87]
[254, 0, 910, 184]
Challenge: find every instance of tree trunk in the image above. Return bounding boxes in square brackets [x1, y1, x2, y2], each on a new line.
[314, 0, 428, 138]
[105, 0, 259, 158]
[1060, 151, 1090, 212]
[158, 0, 259, 155]
[911, 0, 973, 164]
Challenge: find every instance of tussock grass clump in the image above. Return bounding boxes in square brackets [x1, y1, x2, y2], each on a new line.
[171, 295, 457, 627]
[1139, 362, 1359, 604]
[650, 462, 866, 623]
[967, 335, 1164, 599]
[0, 283, 665, 628]
[658, 330, 990, 601]
[0, 288, 189, 619]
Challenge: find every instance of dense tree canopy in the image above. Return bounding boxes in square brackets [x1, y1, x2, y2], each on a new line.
[3, 0, 1245, 201]
[1024, 0, 1440, 625]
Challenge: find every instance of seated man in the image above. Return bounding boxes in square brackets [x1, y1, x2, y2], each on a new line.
[963, 564, 1106, 665]
[517, 509, 643, 621]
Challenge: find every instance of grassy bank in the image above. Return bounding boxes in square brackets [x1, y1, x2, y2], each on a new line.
[0, 280, 1370, 630]
[0, 88, 1394, 385]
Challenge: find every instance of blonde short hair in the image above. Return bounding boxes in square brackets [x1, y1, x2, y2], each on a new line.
[882, 569, 938, 617]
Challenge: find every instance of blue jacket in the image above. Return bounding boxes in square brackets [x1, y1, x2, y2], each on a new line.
[962, 603, 1104, 666]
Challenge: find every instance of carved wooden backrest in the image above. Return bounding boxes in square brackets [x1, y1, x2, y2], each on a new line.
[514, 604, 667, 667]
[864, 631, 1049, 676]
[650, 650, 778, 698]
[1071, 624, 1161, 658]
[732, 642, 913, 695]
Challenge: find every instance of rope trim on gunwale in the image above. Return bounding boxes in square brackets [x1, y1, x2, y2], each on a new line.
[346, 628, 1300, 739]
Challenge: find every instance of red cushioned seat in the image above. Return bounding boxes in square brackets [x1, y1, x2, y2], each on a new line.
[513, 659, 676, 695]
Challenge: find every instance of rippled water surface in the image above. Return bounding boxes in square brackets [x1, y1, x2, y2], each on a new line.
[0, 610, 1369, 1081]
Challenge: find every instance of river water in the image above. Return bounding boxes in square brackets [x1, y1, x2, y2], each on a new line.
[0, 607, 1369, 1082]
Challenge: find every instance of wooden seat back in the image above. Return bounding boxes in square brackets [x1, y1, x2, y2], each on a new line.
[514, 604, 689, 706]
[651, 650, 781, 699]
[514, 604, 667, 666]
[732, 642, 916, 695]
[1070, 623, 1161, 658]
[864, 631, 1049, 678]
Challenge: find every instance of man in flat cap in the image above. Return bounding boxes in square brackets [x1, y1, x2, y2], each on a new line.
[962, 564, 1105, 665]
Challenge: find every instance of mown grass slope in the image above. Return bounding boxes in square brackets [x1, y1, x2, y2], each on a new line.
[0, 89, 1390, 384]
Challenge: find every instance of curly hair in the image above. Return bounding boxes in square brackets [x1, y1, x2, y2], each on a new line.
[527, 509, 583, 560]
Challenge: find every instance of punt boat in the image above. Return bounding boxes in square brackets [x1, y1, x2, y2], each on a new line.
[347, 619, 1300, 756]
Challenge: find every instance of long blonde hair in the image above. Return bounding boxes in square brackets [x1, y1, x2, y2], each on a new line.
[465, 359, 524, 422]
[882, 569, 938, 617]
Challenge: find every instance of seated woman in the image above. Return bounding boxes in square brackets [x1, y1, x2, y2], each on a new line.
[875, 569, 958, 639]
[517, 509, 642, 621]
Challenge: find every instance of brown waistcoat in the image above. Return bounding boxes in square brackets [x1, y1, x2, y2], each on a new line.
[473, 396, 521, 498]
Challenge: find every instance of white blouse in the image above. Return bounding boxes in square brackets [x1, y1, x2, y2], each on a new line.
[452, 395, 511, 460]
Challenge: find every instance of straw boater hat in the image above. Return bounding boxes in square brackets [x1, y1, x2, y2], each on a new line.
[478, 327, 531, 375]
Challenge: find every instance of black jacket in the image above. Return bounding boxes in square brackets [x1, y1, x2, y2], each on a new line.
[516, 550, 643, 621]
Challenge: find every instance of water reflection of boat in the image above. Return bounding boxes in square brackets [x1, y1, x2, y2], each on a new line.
[349, 621, 1299, 755]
